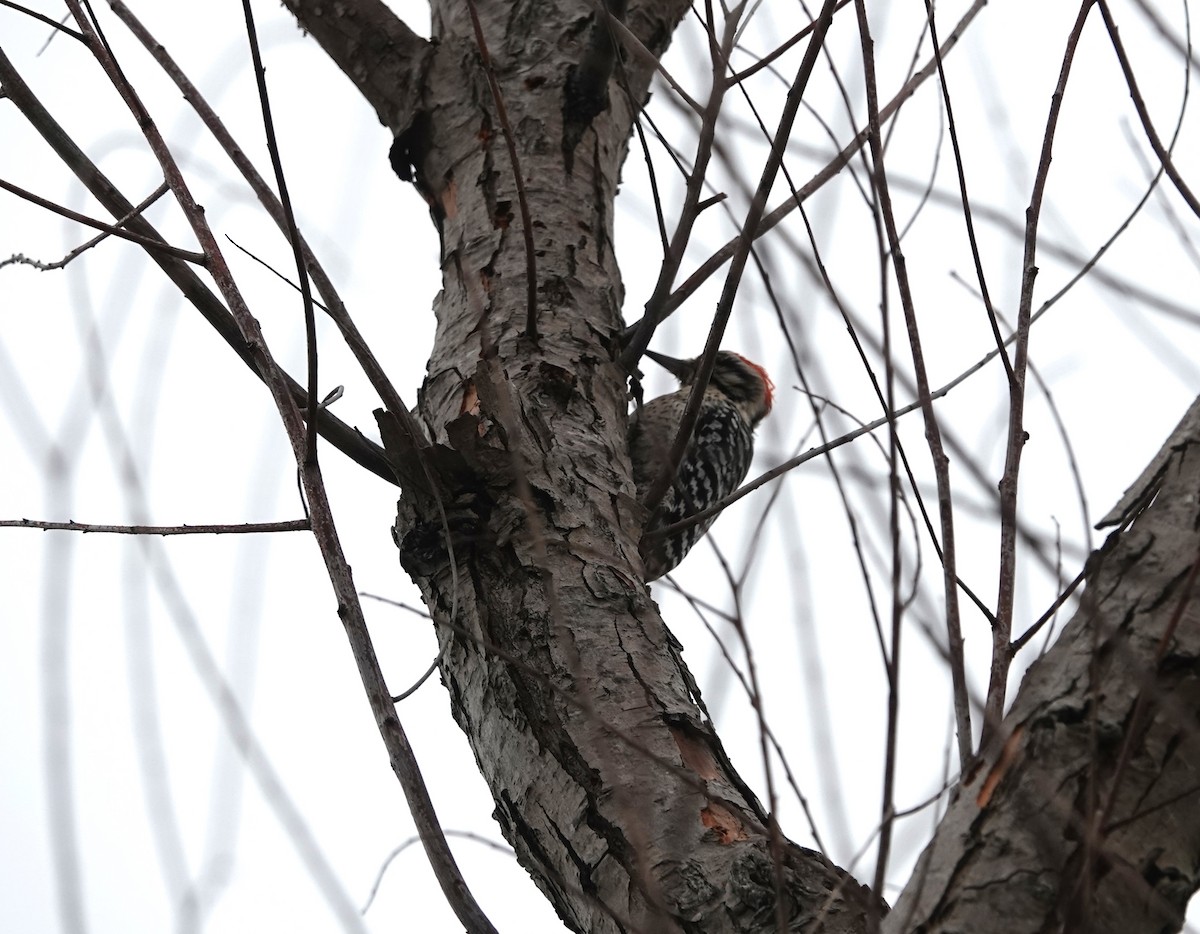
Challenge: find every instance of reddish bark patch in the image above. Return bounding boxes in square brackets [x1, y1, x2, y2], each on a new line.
[440, 176, 458, 219]
[701, 802, 749, 843]
[669, 724, 719, 780]
[976, 724, 1025, 808]
[460, 381, 480, 418]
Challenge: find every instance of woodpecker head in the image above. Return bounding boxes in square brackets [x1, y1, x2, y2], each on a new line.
[645, 349, 775, 427]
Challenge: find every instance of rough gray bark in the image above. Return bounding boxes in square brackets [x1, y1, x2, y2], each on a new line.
[280, 2, 1200, 932]
[385, 2, 871, 930]
[287, 1, 875, 931]
[886, 399, 1200, 934]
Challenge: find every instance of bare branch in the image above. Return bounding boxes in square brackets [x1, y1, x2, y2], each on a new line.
[0, 47, 395, 482]
[0, 518, 310, 534]
[642, 0, 987, 335]
[239, 0, 321, 464]
[0, 175, 205, 262]
[0, 0, 84, 41]
[984, 0, 1095, 752]
[0, 181, 168, 271]
[62, 5, 496, 930]
[1100, 0, 1200, 221]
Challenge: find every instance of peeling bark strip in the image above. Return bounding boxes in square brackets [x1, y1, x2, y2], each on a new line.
[886, 397, 1200, 934]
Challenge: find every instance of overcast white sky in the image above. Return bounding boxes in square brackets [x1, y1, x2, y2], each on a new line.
[3, 1, 1200, 931]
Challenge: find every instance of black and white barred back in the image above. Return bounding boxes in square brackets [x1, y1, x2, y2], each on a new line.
[628, 351, 774, 580]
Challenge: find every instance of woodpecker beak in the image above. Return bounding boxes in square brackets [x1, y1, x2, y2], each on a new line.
[644, 350, 696, 383]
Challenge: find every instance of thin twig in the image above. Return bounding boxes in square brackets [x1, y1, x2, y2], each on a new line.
[362, 832, 515, 915]
[665, 576, 830, 854]
[620, 2, 742, 369]
[0, 181, 168, 271]
[1099, 0, 1200, 221]
[638, 0, 842, 517]
[240, 0, 320, 465]
[601, 11, 704, 114]
[950, 271, 1094, 548]
[0, 0, 85, 41]
[1011, 555, 1090, 653]
[0, 176, 205, 262]
[921, 0, 1014, 385]
[984, 0, 1095, 753]
[640, 0, 987, 335]
[390, 650, 446, 702]
[64, 5, 495, 931]
[360, 591, 433, 619]
[726, 0, 853, 84]
[224, 235, 327, 309]
[853, 4, 913, 919]
[632, 116, 670, 252]
[0, 518, 309, 534]
[709, 543, 789, 934]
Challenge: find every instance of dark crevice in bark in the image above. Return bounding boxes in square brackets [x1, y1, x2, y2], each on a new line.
[561, 1, 627, 173]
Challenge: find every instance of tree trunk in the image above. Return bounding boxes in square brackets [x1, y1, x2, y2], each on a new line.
[380, 1, 872, 930]
[283, 1, 1200, 932]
